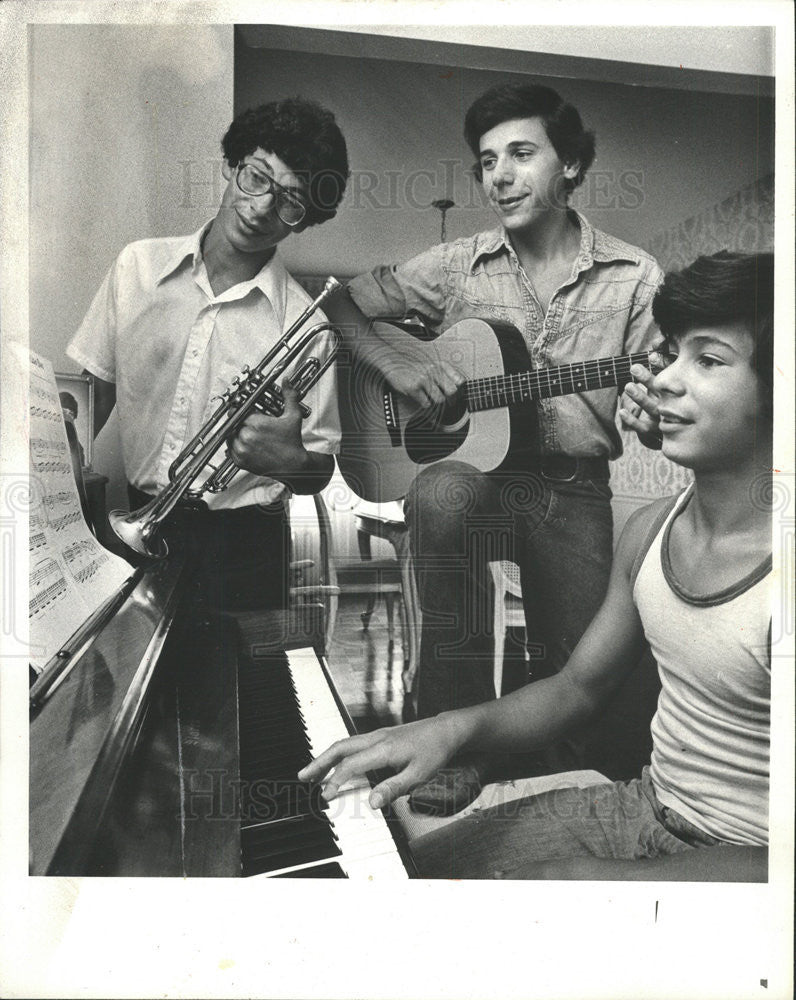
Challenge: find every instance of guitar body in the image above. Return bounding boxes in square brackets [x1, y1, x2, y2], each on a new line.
[336, 319, 538, 503]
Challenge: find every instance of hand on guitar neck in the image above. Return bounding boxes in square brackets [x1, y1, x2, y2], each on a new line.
[619, 359, 666, 451]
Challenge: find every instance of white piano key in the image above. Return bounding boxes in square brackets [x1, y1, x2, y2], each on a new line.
[282, 647, 410, 880]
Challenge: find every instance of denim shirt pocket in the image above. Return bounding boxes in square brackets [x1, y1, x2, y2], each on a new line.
[442, 263, 525, 328]
[554, 274, 638, 351]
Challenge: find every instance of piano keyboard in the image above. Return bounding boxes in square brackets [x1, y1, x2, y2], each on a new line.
[239, 646, 410, 879]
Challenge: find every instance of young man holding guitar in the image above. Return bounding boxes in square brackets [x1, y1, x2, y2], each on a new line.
[327, 83, 663, 815]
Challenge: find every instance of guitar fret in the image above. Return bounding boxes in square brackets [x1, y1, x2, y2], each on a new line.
[466, 351, 651, 412]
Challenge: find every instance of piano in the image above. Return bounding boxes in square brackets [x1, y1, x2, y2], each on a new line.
[29, 551, 415, 878]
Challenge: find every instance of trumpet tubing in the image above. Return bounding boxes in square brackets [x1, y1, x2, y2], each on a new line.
[109, 276, 342, 559]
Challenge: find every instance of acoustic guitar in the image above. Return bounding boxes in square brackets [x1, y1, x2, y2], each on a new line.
[336, 318, 655, 503]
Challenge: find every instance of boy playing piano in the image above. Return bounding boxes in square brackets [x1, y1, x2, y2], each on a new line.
[300, 250, 774, 881]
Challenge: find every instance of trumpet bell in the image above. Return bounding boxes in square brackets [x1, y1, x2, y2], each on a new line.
[108, 508, 169, 560]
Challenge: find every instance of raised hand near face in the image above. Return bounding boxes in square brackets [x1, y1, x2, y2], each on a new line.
[619, 351, 666, 451]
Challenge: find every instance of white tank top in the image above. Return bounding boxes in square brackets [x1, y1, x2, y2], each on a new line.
[633, 488, 771, 846]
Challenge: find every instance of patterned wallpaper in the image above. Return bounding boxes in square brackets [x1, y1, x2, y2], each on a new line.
[611, 173, 775, 504]
[647, 174, 774, 271]
[296, 172, 775, 509]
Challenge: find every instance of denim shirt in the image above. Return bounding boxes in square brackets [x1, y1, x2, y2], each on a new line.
[348, 212, 663, 459]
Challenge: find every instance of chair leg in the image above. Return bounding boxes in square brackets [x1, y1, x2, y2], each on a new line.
[360, 594, 377, 629]
[397, 595, 410, 668]
[493, 603, 507, 698]
[357, 527, 377, 629]
[385, 593, 395, 642]
[323, 593, 339, 656]
[493, 631, 506, 698]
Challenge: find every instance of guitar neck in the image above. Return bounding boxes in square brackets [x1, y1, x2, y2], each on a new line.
[466, 351, 652, 412]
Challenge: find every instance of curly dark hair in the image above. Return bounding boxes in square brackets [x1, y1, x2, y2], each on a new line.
[464, 83, 596, 193]
[653, 251, 775, 418]
[222, 97, 350, 227]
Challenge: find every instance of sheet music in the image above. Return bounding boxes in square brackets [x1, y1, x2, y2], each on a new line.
[28, 351, 133, 672]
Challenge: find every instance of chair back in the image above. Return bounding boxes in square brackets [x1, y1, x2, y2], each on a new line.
[496, 560, 522, 598]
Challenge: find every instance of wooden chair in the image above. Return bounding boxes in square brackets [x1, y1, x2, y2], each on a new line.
[342, 500, 421, 694]
[489, 560, 528, 697]
[334, 509, 409, 657]
[287, 494, 341, 655]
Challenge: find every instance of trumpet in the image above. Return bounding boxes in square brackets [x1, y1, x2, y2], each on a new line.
[109, 276, 342, 559]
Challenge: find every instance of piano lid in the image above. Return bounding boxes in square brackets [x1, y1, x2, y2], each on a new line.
[29, 553, 188, 876]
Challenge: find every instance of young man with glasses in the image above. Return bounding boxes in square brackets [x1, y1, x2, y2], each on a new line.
[67, 98, 349, 611]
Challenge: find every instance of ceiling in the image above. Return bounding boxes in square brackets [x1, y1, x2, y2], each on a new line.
[239, 24, 775, 97]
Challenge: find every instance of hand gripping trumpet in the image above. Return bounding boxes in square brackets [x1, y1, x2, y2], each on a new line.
[109, 276, 342, 560]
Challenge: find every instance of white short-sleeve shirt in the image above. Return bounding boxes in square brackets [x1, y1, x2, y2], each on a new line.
[67, 224, 340, 509]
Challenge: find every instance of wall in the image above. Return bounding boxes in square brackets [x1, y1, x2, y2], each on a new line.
[234, 40, 774, 278]
[29, 24, 234, 510]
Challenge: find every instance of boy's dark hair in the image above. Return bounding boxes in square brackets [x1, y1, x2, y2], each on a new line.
[222, 97, 350, 227]
[653, 251, 775, 418]
[464, 83, 596, 191]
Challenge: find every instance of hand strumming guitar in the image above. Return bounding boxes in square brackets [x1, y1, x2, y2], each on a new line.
[324, 285, 466, 409]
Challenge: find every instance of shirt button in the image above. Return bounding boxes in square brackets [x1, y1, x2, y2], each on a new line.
[192, 349, 198, 357]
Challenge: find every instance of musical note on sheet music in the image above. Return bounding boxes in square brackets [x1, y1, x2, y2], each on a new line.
[26, 349, 133, 673]
[29, 558, 69, 618]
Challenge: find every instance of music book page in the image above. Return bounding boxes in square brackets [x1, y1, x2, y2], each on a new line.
[28, 350, 133, 672]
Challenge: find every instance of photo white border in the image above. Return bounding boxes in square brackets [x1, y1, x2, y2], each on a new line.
[1, 3, 793, 999]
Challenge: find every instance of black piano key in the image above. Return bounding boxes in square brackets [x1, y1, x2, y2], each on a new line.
[273, 861, 346, 878]
[242, 727, 309, 749]
[243, 842, 342, 877]
[242, 814, 337, 857]
[241, 814, 341, 875]
[237, 651, 352, 878]
[240, 778, 326, 825]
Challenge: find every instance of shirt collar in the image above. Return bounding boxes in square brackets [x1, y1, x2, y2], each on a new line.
[155, 220, 289, 319]
[469, 210, 641, 272]
[469, 229, 513, 271]
[573, 210, 642, 268]
[155, 222, 212, 285]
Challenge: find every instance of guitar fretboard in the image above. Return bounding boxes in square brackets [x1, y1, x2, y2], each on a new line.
[466, 351, 653, 412]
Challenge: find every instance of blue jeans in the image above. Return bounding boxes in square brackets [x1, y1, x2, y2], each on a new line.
[410, 767, 729, 879]
[404, 460, 614, 723]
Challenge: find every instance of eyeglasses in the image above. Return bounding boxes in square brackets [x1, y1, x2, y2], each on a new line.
[235, 162, 307, 227]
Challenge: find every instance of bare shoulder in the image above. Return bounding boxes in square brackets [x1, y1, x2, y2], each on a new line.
[614, 494, 682, 576]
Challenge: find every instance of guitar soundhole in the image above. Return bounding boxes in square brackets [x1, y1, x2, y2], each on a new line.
[403, 392, 470, 465]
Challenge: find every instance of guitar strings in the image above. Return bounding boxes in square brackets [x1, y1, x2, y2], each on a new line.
[465, 351, 653, 411]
